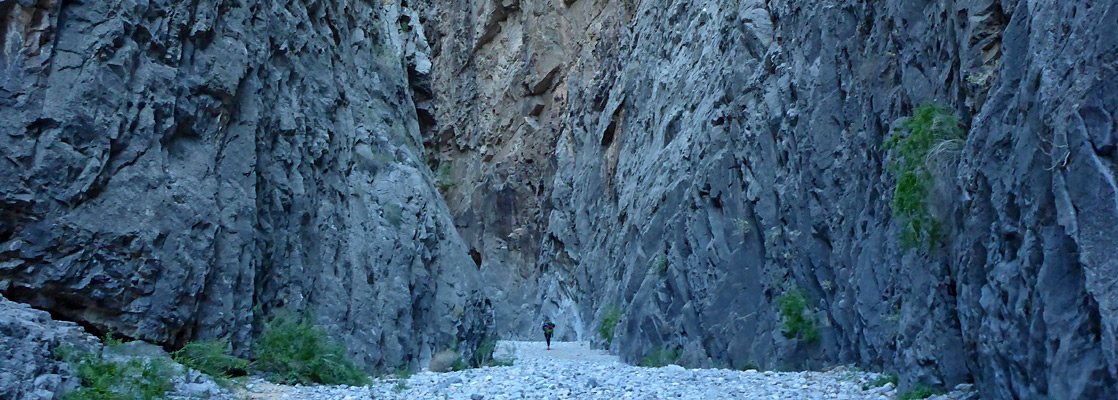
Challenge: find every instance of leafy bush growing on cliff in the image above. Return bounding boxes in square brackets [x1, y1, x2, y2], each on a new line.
[777, 288, 820, 344]
[436, 164, 456, 189]
[172, 337, 248, 379]
[598, 306, 623, 347]
[884, 102, 965, 251]
[253, 312, 369, 386]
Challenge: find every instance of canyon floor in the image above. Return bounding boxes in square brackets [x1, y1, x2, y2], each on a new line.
[236, 341, 977, 400]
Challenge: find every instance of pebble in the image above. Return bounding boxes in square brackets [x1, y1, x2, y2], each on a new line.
[252, 341, 979, 400]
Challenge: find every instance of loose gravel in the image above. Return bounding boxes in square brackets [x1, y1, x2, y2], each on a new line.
[237, 341, 978, 400]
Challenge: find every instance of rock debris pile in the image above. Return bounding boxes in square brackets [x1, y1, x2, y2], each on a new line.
[247, 341, 977, 400]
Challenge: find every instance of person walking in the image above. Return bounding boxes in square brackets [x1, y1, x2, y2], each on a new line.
[542, 319, 556, 350]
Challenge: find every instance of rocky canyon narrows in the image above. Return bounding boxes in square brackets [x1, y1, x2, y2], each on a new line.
[1, 0, 1116, 399]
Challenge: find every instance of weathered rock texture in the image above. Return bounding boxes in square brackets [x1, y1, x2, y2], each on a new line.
[412, 0, 1118, 398]
[0, 294, 99, 400]
[406, 0, 566, 339]
[0, 0, 491, 372]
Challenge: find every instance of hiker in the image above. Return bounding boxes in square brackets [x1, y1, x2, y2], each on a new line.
[542, 319, 555, 350]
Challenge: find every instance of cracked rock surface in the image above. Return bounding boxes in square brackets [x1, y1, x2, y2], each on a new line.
[411, 0, 1118, 398]
[0, 0, 491, 373]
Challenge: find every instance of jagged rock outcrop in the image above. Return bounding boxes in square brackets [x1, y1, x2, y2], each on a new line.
[407, 0, 566, 338]
[412, 0, 1117, 398]
[0, 294, 99, 400]
[0, 0, 491, 372]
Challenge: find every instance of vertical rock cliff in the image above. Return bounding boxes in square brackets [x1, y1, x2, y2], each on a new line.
[412, 0, 1117, 398]
[0, 0, 491, 371]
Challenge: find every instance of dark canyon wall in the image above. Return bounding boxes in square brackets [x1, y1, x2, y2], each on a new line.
[0, 0, 491, 372]
[2, 0, 1116, 398]
[411, 0, 1117, 398]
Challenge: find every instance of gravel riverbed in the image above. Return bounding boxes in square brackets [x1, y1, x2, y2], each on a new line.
[239, 341, 978, 400]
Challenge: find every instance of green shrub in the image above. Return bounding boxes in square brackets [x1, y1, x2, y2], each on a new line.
[469, 338, 497, 368]
[172, 337, 248, 379]
[436, 164, 455, 189]
[638, 346, 682, 368]
[898, 383, 943, 400]
[884, 102, 964, 251]
[598, 306, 623, 347]
[863, 373, 898, 390]
[253, 312, 369, 386]
[777, 288, 820, 344]
[56, 346, 175, 400]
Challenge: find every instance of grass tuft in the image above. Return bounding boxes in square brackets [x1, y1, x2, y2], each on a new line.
[898, 383, 943, 400]
[253, 312, 369, 386]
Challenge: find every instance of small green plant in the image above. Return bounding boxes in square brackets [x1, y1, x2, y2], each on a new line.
[253, 312, 370, 386]
[732, 218, 753, 237]
[393, 381, 409, 392]
[863, 374, 898, 390]
[763, 226, 784, 252]
[653, 254, 668, 274]
[884, 102, 965, 251]
[739, 361, 761, 371]
[450, 359, 468, 371]
[383, 203, 404, 227]
[598, 306, 623, 347]
[898, 383, 943, 400]
[56, 345, 175, 400]
[393, 366, 414, 379]
[469, 338, 497, 368]
[777, 288, 820, 344]
[172, 337, 248, 379]
[436, 164, 456, 189]
[638, 346, 682, 368]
